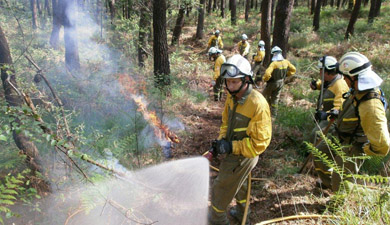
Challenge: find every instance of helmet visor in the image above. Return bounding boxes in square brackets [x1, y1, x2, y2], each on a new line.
[220, 63, 247, 78]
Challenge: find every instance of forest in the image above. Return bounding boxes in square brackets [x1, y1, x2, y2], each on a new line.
[1, 0, 390, 224]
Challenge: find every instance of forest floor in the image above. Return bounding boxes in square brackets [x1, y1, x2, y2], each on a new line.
[171, 26, 333, 224]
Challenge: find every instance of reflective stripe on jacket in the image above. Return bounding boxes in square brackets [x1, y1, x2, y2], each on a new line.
[208, 35, 224, 49]
[263, 59, 296, 82]
[254, 49, 265, 62]
[336, 89, 390, 156]
[238, 41, 250, 56]
[316, 75, 349, 112]
[218, 86, 272, 158]
[214, 55, 226, 80]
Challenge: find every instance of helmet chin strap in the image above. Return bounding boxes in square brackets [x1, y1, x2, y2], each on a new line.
[225, 77, 246, 95]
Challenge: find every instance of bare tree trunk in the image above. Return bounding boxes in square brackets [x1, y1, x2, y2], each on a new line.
[313, 0, 322, 31]
[207, 0, 212, 13]
[374, 0, 382, 17]
[0, 25, 43, 174]
[45, 0, 51, 16]
[345, 0, 362, 39]
[272, 0, 294, 58]
[153, 0, 171, 88]
[213, 0, 217, 10]
[368, 0, 377, 23]
[107, 0, 116, 23]
[261, 0, 272, 66]
[220, 0, 225, 17]
[171, 4, 185, 45]
[138, 0, 151, 67]
[62, 0, 80, 71]
[255, 0, 258, 10]
[30, 0, 38, 29]
[50, 0, 61, 49]
[336, 0, 341, 8]
[245, 0, 250, 21]
[196, 0, 205, 39]
[231, 0, 236, 25]
[310, 0, 316, 14]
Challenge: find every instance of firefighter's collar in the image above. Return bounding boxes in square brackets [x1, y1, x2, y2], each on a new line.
[234, 85, 252, 105]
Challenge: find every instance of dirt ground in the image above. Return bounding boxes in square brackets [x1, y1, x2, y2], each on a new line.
[172, 27, 333, 225]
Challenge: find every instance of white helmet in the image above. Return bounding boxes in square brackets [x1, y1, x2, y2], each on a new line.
[271, 46, 282, 54]
[241, 34, 248, 40]
[215, 30, 220, 35]
[338, 52, 382, 90]
[208, 47, 222, 55]
[221, 55, 253, 79]
[317, 56, 337, 70]
[258, 40, 265, 47]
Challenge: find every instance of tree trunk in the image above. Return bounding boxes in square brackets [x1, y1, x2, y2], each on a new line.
[231, 0, 236, 25]
[153, 0, 171, 88]
[30, 0, 38, 29]
[313, 0, 322, 31]
[45, 0, 51, 16]
[261, 0, 272, 66]
[107, 0, 116, 23]
[50, 0, 61, 49]
[171, 5, 185, 45]
[245, 0, 250, 21]
[272, 0, 294, 58]
[368, 0, 376, 23]
[345, 0, 362, 39]
[196, 0, 205, 39]
[207, 0, 212, 13]
[255, 0, 258, 10]
[213, 0, 217, 10]
[374, 0, 382, 17]
[62, 0, 80, 71]
[336, 0, 341, 8]
[0, 25, 43, 174]
[310, 0, 316, 14]
[138, 0, 151, 67]
[221, 0, 225, 17]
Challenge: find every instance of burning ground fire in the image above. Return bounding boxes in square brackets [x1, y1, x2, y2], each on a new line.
[117, 74, 179, 157]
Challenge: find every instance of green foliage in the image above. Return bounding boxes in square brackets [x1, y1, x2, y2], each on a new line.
[275, 105, 312, 131]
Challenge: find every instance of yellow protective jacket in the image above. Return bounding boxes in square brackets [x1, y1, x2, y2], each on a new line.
[213, 55, 226, 80]
[336, 88, 390, 156]
[208, 35, 224, 49]
[263, 59, 296, 82]
[238, 41, 250, 57]
[315, 75, 349, 112]
[218, 86, 272, 158]
[253, 49, 265, 63]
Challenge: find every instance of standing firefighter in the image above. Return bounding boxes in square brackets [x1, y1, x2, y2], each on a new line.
[209, 47, 226, 101]
[208, 55, 272, 225]
[252, 40, 266, 84]
[316, 52, 390, 192]
[207, 30, 224, 50]
[262, 46, 296, 116]
[310, 56, 349, 188]
[237, 34, 250, 59]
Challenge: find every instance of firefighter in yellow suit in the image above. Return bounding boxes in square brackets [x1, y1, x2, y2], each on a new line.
[262, 46, 296, 116]
[208, 47, 226, 101]
[208, 55, 272, 225]
[207, 30, 224, 50]
[310, 56, 349, 189]
[316, 52, 390, 192]
[237, 34, 250, 59]
[252, 40, 266, 83]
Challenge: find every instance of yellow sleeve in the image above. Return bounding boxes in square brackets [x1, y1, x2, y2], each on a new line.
[262, 62, 276, 82]
[243, 43, 250, 56]
[327, 79, 349, 110]
[213, 56, 224, 80]
[217, 97, 230, 140]
[359, 98, 390, 156]
[237, 42, 242, 52]
[286, 60, 296, 77]
[232, 98, 272, 158]
[207, 36, 215, 48]
[316, 79, 321, 90]
[218, 37, 224, 49]
[254, 50, 264, 62]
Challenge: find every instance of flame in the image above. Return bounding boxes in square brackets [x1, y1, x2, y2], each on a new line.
[117, 74, 180, 144]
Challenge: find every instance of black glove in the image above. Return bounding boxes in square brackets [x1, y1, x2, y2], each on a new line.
[252, 55, 255, 60]
[210, 140, 218, 157]
[310, 80, 317, 90]
[328, 109, 339, 119]
[215, 139, 232, 154]
[315, 110, 328, 121]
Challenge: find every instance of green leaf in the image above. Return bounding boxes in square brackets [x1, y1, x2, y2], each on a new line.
[0, 135, 7, 141]
[0, 200, 14, 205]
[50, 139, 57, 146]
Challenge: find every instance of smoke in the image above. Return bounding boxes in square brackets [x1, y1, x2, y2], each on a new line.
[7, 157, 210, 225]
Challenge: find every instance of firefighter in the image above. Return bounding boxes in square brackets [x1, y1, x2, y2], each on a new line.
[310, 56, 349, 189]
[208, 47, 226, 101]
[237, 34, 250, 59]
[262, 46, 296, 116]
[207, 30, 224, 50]
[252, 40, 266, 84]
[208, 55, 272, 225]
[317, 52, 390, 192]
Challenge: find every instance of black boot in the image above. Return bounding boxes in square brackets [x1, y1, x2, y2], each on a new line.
[229, 207, 250, 225]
